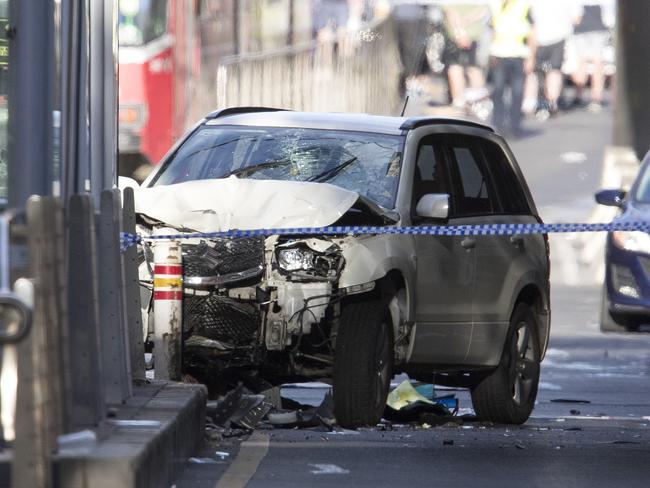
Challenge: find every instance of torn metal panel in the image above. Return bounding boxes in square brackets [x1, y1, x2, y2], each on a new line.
[338, 234, 415, 290]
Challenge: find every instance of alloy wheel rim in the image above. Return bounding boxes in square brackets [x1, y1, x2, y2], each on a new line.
[510, 320, 539, 406]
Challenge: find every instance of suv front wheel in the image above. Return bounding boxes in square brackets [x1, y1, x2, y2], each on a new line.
[471, 303, 541, 424]
[333, 300, 393, 428]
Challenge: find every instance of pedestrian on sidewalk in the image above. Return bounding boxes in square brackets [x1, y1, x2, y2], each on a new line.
[570, 0, 616, 113]
[442, 3, 491, 111]
[522, 0, 574, 118]
[489, 0, 536, 137]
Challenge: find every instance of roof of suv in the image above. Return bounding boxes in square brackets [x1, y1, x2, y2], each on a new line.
[204, 107, 494, 136]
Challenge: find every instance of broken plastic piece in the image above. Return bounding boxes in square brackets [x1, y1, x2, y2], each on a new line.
[261, 387, 283, 409]
[231, 398, 272, 430]
[384, 380, 456, 423]
[209, 385, 272, 430]
[387, 381, 435, 410]
[189, 457, 219, 464]
[267, 410, 299, 425]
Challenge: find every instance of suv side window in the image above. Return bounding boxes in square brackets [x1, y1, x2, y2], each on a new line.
[412, 137, 451, 211]
[480, 140, 531, 214]
[446, 137, 496, 216]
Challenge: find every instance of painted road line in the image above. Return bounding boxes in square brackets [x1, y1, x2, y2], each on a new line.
[215, 432, 270, 488]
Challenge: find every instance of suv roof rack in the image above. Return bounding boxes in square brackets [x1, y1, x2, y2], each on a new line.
[400, 117, 494, 132]
[205, 106, 290, 120]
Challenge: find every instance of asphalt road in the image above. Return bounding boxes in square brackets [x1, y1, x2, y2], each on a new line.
[176, 105, 650, 488]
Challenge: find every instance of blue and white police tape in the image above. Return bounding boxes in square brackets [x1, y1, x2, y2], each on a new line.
[119, 220, 650, 253]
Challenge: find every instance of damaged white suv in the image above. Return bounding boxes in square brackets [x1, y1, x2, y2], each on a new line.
[135, 108, 550, 427]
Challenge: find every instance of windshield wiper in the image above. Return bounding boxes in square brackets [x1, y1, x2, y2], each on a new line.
[308, 156, 358, 182]
[222, 159, 292, 178]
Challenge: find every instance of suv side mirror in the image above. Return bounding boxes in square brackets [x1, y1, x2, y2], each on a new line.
[416, 194, 449, 220]
[595, 189, 626, 208]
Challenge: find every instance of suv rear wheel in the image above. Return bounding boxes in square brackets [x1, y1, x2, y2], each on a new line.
[333, 300, 393, 428]
[471, 303, 540, 424]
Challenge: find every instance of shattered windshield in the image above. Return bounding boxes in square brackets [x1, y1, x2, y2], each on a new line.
[152, 126, 404, 209]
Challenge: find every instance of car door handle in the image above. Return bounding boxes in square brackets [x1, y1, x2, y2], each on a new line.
[461, 238, 476, 249]
[510, 235, 524, 247]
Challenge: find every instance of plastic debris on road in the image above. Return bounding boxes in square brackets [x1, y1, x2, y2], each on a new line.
[204, 380, 462, 438]
[208, 384, 272, 431]
[384, 380, 458, 423]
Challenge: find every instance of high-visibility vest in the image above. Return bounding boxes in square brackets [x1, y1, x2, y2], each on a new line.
[491, 0, 532, 58]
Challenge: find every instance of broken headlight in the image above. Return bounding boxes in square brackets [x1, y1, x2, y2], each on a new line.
[275, 243, 344, 280]
[277, 248, 315, 271]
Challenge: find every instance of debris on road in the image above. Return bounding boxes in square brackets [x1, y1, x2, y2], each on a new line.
[267, 409, 299, 426]
[309, 464, 350, 475]
[208, 384, 272, 431]
[203, 379, 462, 442]
[550, 399, 592, 404]
[189, 457, 219, 464]
[384, 380, 458, 423]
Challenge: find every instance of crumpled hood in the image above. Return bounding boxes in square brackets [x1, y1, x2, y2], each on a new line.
[135, 177, 360, 232]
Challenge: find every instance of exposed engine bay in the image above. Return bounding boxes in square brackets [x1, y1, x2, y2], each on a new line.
[137, 191, 400, 386]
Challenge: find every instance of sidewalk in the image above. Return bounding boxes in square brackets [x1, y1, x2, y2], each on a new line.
[2, 381, 206, 488]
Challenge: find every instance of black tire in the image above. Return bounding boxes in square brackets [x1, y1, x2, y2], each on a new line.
[471, 303, 541, 425]
[333, 300, 393, 428]
[600, 287, 638, 333]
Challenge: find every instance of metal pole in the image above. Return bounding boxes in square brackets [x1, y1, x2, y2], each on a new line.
[104, 0, 118, 189]
[7, 0, 54, 207]
[89, 0, 118, 200]
[614, 0, 650, 158]
[61, 0, 91, 199]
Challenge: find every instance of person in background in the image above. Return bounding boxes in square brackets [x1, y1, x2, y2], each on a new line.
[523, 0, 574, 117]
[393, 1, 433, 96]
[313, 0, 350, 42]
[571, 0, 616, 113]
[442, 3, 491, 110]
[489, 0, 536, 137]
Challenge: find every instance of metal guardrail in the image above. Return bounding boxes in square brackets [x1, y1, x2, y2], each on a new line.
[216, 16, 403, 115]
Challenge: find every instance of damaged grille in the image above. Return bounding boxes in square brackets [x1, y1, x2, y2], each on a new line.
[184, 294, 260, 345]
[183, 237, 264, 286]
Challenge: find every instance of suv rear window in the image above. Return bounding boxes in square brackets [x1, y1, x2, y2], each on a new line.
[480, 140, 531, 214]
[448, 138, 496, 216]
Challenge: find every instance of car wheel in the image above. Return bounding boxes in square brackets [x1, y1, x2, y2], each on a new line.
[333, 300, 393, 428]
[471, 303, 540, 425]
[600, 287, 639, 332]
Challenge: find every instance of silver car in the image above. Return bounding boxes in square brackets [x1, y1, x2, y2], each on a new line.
[134, 108, 551, 427]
